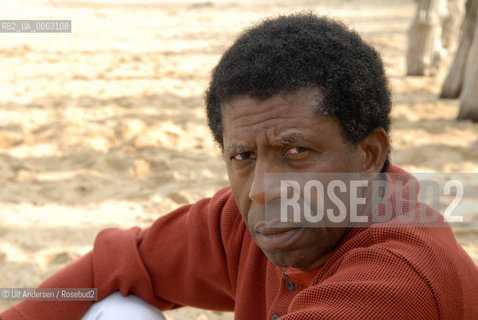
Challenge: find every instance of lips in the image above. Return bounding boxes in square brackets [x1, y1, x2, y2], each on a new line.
[254, 222, 302, 250]
[256, 224, 298, 235]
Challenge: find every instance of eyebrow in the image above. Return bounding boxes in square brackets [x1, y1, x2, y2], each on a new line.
[224, 144, 250, 156]
[224, 133, 315, 156]
[269, 132, 314, 147]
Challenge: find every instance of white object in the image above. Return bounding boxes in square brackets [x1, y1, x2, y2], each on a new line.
[81, 292, 166, 320]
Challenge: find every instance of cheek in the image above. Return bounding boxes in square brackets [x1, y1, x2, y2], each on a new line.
[226, 164, 242, 197]
[345, 146, 366, 169]
[228, 174, 252, 218]
[226, 164, 253, 204]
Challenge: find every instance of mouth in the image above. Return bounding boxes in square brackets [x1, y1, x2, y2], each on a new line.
[254, 222, 302, 250]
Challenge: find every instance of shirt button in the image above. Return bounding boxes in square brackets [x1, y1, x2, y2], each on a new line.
[285, 281, 295, 291]
[272, 314, 280, 320]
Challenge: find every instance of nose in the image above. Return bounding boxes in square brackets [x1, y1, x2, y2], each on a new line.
[249, 164, 266, 204]
[248, 157, 282, 205]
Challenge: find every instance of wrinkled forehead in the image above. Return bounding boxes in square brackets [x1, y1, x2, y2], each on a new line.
[221, 87, 325, 115]
[221, 88, 343, 139]
[220, 87, 351, 148]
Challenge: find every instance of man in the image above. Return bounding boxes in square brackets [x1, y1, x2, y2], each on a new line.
[2, 13, 478, 320]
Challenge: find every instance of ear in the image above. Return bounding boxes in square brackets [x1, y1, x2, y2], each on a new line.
[359, 128, 389, 172]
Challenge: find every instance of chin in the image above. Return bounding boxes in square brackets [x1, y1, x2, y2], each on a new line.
[264, 252, 314, 269]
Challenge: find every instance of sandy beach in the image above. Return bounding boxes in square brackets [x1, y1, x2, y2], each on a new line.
[1, 0, 477, 319]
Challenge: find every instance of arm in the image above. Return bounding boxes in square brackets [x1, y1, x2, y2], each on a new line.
[1, 187, 240, 320]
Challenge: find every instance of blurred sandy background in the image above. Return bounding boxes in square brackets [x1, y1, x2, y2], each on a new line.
[0, 0, 477, 319]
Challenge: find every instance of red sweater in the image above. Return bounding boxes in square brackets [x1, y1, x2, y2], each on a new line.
[2, 166, 478, 319]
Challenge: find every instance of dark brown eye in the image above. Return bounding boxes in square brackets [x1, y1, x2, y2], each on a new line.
[232, 152, 256, 160]
[285, 147, 308, 154]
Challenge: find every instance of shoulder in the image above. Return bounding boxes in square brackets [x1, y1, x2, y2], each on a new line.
[201, 186, 242, 227]
[327, 224, 478, 318]
[209, 186, 237, 212]
[169, 186, 238, 223]
[210, 186, 249, 245]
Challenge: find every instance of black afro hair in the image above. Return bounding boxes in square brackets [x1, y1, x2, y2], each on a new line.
[206, 13, 391, 171]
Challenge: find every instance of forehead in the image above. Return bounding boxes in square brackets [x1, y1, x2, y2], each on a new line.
[221, 88, 345, 148]
[222, 88, 323, 127]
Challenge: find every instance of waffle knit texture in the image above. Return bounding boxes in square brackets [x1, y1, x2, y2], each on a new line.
[2, 165, 478, 319]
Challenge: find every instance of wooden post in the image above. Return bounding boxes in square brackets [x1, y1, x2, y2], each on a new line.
[407, 0, 448, 76]
[441, 0, 465, 49]
[440, 0, 478, 98]
[457, 5, 478, 121]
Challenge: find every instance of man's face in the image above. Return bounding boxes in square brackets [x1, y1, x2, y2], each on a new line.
[222, 88, 366, 271]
